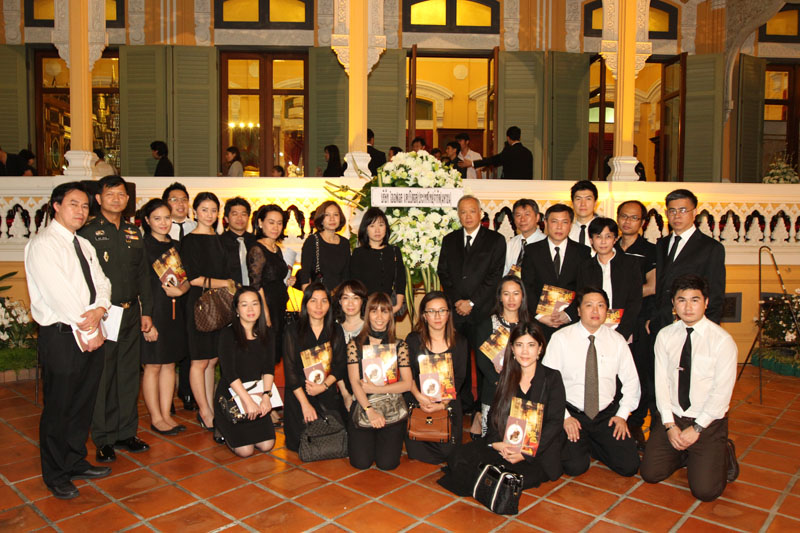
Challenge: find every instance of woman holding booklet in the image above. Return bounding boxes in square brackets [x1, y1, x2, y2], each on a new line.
[346, 292, 412, 470]
[404, 291, 468, 464]
[214, 288, 276, 457]
[475, 275, 530, 437]
[141, 199, 190, 436]
[282, 281, 348, 452]
[437, 322, 566, 495]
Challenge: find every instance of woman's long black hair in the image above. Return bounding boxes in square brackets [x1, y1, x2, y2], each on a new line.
[230, 286, 270, 351]
[491, 274, 531, 324]
[490, 321, 547, 436]
[298, 281, 342, 351]
[140, 198, 170, 235]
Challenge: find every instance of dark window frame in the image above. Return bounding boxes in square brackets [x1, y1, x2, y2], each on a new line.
[648, 0, 678, 40]
[402, 0, 500, 35]
[214, 0, 313, 30]
[759, 3, 800, 44]
[583, 0, 602, 38]
[24, 0, 125, 28]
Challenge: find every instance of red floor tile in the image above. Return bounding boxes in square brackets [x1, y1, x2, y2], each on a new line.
[121, 484, 197, 519]
[572, 465, 641, 494]
[179, 467, 246, 499]
[224, 453, 294, 480]
[677, 518, 740, 532]
[629, 482, 699, 513]
[605, 499, 682, 532]
[380, 483, 455, 518]
[777, 494, 800, 519]
[149, 502, 232, 532]
[0, 485, 24, 512]
[34, 486, 111, 522]
[0, 504, 47, 531]
[766, 514, 800, 532]
[588, 520, 638, 532]
[299, 457, 358, 481]
[12, 477, 52, 502]
[393, 456, 442, 480]
[0, 441, 39, 466]
[427, 501, 506, 533]
[517, 500, 594, 531]
[753, 438, 800, 460]
[692, 499, 770, 531]
[736, 465, 793, 491]
[208, 484, 282, 519]
[259, 468, 327, 498]
[149, 453, 216, 480]
[243, 502, 324, 532]
[548, 481, 621, 515]
[719, 482, 782, 511]
[56, 503, 139, 533]
[339, 468, 408, 497]
[295, 484, 368, 518]
[337, 501, 417, 532]
[0, 456, 43, 483]
[741, 450, 800, 474]
[94, 469, 165, 500]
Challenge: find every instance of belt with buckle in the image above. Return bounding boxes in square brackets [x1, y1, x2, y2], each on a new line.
[115, 301, 133, 309]
[46, 322, 73, 333]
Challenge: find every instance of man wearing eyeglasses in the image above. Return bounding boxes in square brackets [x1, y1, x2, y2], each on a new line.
[615, 200, 657, 450]
[650, 189, 726, 339]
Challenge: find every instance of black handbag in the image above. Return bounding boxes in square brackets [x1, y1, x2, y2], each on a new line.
[311, 234, 324, 283]
[298, 409, 348, 462]
[472, 464, 524, 515]
[216, 380, 262, 425]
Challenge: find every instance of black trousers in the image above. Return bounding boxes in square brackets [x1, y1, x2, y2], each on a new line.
[91, 307, 142, 447]
[454, 319, 478, 413]
[628, 320, 654, 429]
[38, 325, 104, 487]
[348, 420, 405, 471]
[640, 415, 729, 502]
[562, 403, 640, 477]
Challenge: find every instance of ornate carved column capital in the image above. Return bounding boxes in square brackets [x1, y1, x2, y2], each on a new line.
[331, 0, 386, 75]
[600, 40, 652, 79]
[53, 0, 107, 69]
[503, 0, 520, 51]
[3, 0, 23, 44]
[194, 0, 211, 46]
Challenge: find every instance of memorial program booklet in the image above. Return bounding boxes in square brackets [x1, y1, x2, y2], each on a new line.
[417, 352, 456, 401]
[503, 397, 545, 456]
[152, 247, 188, 287]
[479, 324, 511, 369]
[535, 284, 575, 316]
[301, 342, 332, 384]
[361, 344, 398, 386]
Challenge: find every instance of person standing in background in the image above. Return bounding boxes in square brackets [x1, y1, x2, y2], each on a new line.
[151, 141, 174, 177]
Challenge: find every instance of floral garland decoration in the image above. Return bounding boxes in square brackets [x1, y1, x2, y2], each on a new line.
[346, 150, 463, 322]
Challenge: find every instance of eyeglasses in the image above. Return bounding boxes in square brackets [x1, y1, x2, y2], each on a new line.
[424, 308, 449, 317]
[667, 207, 692, 216]
[168, 197, 189, 204]
[618, 214, 641, 222]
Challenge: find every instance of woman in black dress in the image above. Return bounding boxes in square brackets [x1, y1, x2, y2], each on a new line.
[349, 207, 406, 315]
[249, 204, 296, 356]
[282, 281, 347, 452]
[437, 322, 566, 495]
[181, 192, 235, 431]
[475, 275, 530, 436]
[322, 144, 345, 177]
[140, 199, 189, 436]
[214, 288, 276, 457]
[347, 292, 412, 470]
[299, 200, 350, 292]
[404, 291, 468, 464]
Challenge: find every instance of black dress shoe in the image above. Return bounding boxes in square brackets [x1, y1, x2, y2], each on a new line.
[70, 465, 112, 480]
[96, 444, 116, 463]
[150, 424, 180, 436]
[48, 480, 79, 500]
[173, 424, 187, 432]
[183, 395, 198, 411]
[114, 436, 150, 453]
[630, 425, 647, 452]
[213, 429, 225, 445]
[726, 439, 739, 482]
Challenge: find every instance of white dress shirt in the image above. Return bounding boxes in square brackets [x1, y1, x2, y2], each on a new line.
[543, 321, 641, 420]
[458, 149, 483, 180]
[666, 224, 696, 261]
[464, 227, 480, 247]
[654, 316, 737, 428]
[504, 229, 546, 275]
[596, 251, 616, 308]
[569, 216, 597, 244]
[24, 219, 112, 330]
[547, 238, 566, 266]
[168, 218, 197, 241]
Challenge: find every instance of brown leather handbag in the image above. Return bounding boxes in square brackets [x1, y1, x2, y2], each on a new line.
[194, 277, 234, 332]
[407, 403, 453, 443]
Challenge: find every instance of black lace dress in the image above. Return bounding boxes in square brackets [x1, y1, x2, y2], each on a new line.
[248, 242, 290, 356]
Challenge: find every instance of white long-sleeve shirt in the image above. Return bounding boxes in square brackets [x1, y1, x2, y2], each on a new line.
[654, 316, 737, 428]
[168, 218, 197, 241]
[504, 230, 546, 276]
[543, 321, 640, 420]
[24, 219, 112, 331]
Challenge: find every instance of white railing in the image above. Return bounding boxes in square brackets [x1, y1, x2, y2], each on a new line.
[1, 177, 799, 265]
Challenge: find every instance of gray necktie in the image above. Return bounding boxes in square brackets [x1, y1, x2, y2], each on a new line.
[238, 237, 250, 285]
[584, 334, 599, 419]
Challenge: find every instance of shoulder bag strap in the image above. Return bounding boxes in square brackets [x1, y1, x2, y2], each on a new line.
[315, 233, 321, 275]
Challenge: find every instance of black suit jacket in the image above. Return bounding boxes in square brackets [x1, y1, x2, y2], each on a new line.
[474, 142, 533, 179]
[437, 226, 506, 324]
[570, 253, 643, 339]
[367, 145, 386, 176]
[521, 238, 591, 326]
[221, 230, 258, 285]
[653, 229, 726, 332]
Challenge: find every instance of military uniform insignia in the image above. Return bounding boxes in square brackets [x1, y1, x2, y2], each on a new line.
[103, 251, 110, 262]
[95, 230, 105, 236]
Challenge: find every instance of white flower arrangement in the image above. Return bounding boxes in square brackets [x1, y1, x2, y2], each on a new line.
[763, 153, 800, 184]
[0, 298, 35, 348]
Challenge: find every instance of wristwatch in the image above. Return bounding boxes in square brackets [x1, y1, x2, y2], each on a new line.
[263, 390, 272, 398]
[692, 423, 705, 434]
[664, 423, 677, 431]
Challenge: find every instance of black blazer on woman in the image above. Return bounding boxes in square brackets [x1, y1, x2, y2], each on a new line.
[349, 245, 406, 297]
[571, 252, 643, 339]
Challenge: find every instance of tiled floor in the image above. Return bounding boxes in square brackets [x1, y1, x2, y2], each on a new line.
[0, 366, 799, 532]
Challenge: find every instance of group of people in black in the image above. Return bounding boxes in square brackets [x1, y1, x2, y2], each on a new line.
[25, 175, 739, 507]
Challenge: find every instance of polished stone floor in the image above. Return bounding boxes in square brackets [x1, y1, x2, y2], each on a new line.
[0, 366, 798, 532]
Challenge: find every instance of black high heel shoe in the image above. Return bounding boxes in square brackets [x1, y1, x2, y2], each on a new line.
[196, 413, 214, 431]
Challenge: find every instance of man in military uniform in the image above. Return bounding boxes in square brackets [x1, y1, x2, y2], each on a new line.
[79, 175, 153, 462]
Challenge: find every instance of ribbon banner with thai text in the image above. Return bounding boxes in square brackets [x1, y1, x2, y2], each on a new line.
[371, 187, 464, 208]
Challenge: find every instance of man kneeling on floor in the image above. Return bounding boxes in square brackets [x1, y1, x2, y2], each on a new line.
[640, 274, 739, 501]
[542, 287, 641, 477]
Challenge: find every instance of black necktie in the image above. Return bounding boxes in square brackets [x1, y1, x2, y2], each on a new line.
[73, 236, 96, 304]
[177, 221, 185, 240]
[516, 241, 526, 266]
[553, 246, 561, 277]
[579, 224, 586, 246]
[465, 235, 472, 255]
[679, 327, 693, 411]
[667, 235, 682, 264]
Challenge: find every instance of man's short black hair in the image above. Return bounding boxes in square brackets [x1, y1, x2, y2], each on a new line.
[513, 198, 540, 216]
[670, 274, 709, 300]
[575, 286, 610, 308]
[587, 217, 618, 238]
[19, 149, 35, 161]
[571, 180, 598, 201]
[617, 200, 647, 220]
[161, 182, 189, 202]
[224, 196, 251, 218]
[389, 146, 403, 156]
[150, 140, 168, 157]
[446, 141, 460, 152]
[431, 148, 442, 157]
[506, 126, 521, 141]
[97, 175, 127, 192]
[455, 132, 470, 142]
[544, 203, 574, 222]
[665, 189, 698, 208]
[50, 181, 88, 209]
[93, 148, 105, 160]
[411, 136, 426, 148]
[367, 128, 375, 142]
